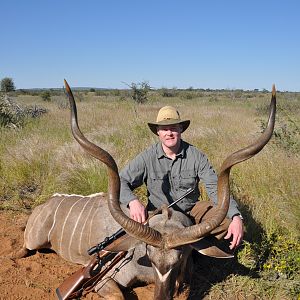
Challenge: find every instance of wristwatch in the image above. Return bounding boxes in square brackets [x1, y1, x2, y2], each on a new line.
[232, 213, 243, 220]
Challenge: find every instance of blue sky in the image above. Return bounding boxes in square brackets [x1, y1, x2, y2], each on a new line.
[1, 1, 299, 91]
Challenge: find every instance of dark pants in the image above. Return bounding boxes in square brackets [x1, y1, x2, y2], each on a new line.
[189, 201, 231, 239]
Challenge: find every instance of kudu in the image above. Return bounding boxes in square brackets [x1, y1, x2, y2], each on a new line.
[16, 81, 276, 300]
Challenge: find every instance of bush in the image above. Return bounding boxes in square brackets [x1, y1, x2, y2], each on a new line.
[0, 95, 24, 127]
[260, 113, 300, 154]
[24, 105, 48, 118]
[1, 77, 15, 93]
[160, 88, 177, 97]
[41, 91, 51, 102]
[180, 90, 198, 100]
[0, 95, 47, 128]
[129, 81, 151, 104]
[262, 235, 300, 280]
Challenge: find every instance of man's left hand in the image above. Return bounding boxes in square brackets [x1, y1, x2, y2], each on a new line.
[224, 215, 244, 249]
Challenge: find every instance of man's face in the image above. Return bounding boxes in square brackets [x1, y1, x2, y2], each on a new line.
[157, 124, 182, 149]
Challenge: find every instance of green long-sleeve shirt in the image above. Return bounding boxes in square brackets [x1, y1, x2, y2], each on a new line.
[120, 140, 241, 219]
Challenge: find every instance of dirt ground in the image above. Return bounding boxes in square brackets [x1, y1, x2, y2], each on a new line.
[0, 211, 189, 300]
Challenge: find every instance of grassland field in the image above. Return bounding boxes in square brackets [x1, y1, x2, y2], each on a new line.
[0, 88, 299, 299]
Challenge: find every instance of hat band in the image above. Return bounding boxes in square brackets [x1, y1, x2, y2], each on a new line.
[155, 119, 182, 125]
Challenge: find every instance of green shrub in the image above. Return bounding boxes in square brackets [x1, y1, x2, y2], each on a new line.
[260, 115, 300, 154]
[160, 88, 177, 98]
[0, 77, 15, 92]
[95, 90, 110, 97]
[238, 231, 300, 291]
[129, 81, 150, 104]
[41, 91, 51, 102]
[179, 91, 198, 99]
[262, 235, 300, 280]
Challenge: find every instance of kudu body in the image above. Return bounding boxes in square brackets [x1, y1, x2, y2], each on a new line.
[17, 81, 276, 300]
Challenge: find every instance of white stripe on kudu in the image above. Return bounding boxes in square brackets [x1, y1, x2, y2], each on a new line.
[47, 196, 67, 243]
[68, 197, 92, 261]
[59, 196, 84, 259]
[78, 198, 96, 256]
[88, 203, 99, 246]
[26, 199, 53, 240]
[52, 192, 104, 198]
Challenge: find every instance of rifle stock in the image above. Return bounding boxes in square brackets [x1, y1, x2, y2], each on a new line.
[56, 251, 126, 300]
[56, 260, 95, 300]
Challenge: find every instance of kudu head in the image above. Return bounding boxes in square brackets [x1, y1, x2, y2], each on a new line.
[64, 79, 276, 299]
[146, 206, 194, 299]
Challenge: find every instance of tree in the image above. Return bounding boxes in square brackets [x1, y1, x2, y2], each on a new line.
[1, 77, 16, 92]
[129, 81, 151, 104]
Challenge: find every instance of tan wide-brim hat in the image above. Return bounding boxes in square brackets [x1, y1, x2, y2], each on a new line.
[148, 105, 190, 135]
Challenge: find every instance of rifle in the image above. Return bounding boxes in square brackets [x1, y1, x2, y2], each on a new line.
[56, 187, 194, 299]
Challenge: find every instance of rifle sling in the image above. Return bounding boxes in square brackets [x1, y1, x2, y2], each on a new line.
[68, 251, 128, 299]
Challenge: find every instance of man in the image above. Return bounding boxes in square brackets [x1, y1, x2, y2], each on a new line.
[120, 105, 243, 250]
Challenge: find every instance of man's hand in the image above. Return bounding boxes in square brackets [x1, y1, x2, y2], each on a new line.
[224, 215, 244, 249]
[128, 199, 147, 223]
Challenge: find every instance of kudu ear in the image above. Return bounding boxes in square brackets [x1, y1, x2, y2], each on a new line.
[162, 204, 172, 220]
[190, 237, 234, 259]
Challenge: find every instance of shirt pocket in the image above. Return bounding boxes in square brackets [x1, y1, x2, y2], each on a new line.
[148, 171, 170, 193]
[178, 169, 197, 190]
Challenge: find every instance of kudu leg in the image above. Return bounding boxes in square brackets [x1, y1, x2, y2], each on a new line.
[94, 277, 125, 300]
[12, 246, 30, 259]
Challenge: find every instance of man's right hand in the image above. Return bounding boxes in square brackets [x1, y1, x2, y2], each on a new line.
[128, 199, 147, 223]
